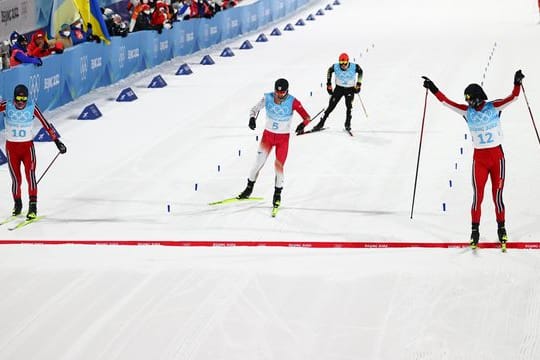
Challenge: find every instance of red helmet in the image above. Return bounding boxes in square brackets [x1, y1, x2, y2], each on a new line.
[338, 52, 349, 63]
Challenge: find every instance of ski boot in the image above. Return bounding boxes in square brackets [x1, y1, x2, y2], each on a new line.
[12, 198, 22, 216]
[469, 223, 480, 250]
[344, 116, 351, 131]
[237, 179, 255, 199]
[26, 201, 37, 221]
[312, 116, 327, 132]
[271, 187, 282, 217]
[498, 223, 508, 252]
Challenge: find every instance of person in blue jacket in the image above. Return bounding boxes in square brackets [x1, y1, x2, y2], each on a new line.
[9, 35, 42, 68]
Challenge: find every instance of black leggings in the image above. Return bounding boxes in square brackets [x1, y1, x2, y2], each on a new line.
[324, 85, 355, 122]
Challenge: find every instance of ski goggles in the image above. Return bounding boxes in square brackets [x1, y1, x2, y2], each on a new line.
[15, 96, 28, 102]
[339, 61, 349, 65]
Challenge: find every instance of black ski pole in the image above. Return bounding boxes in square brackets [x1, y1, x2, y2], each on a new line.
[37, 152, 61, 184]
[311, 108, 325, 121]
[521, 84, 540, 145]
[410, 88, 429, 219]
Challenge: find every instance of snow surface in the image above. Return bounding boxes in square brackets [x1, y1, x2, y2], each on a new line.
[1, 0, 540, 358]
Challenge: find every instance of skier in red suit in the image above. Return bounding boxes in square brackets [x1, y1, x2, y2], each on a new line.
[422, 70, 524, 250]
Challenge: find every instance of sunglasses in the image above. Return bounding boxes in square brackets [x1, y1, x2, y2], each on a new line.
[275, 90, 287, 95]
[15, 96, 28, 102]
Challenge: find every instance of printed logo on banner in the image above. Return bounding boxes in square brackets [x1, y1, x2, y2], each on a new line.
[119, 45, 126, 68]
[178, 30, 185, 45]
[80, 56, 88, 81]
[29, 74, 40, 101]
[127, 48, 139, 60]
[44, 74, 60, 91]
[159, 40, 168, 52]
[91, 57, 102, 70]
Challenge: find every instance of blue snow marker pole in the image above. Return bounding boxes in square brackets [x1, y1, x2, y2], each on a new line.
[442, 203, 446, 212]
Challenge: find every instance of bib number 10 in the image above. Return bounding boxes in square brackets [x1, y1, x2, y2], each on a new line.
[12, 129, 27, 138]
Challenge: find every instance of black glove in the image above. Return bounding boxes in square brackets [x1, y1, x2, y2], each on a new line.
[35, 58, 43, 67]
[514, 70, 524, 85]
[55, 139, 67, 154]
[354, 82, 361, 94]
[422, 76, 438, 94]
[248, 117, 256, 130]
[326, 84, 333, 95]
[295, 122, 306, 134]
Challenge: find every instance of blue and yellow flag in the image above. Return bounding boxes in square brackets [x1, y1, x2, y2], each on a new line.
[73, 0, 111, 44]
[49, 0, 80, 37]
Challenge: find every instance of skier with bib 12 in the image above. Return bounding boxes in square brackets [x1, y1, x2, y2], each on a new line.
[422, 70, 524, 251]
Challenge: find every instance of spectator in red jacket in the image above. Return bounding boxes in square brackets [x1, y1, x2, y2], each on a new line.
[27, 31, 64, 58]
[151, 1, 173, 29]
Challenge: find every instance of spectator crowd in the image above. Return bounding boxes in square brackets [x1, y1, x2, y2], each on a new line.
[0, 0, 242, 71]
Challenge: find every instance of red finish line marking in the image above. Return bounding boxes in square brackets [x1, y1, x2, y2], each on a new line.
[1, 240, 540, 249]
